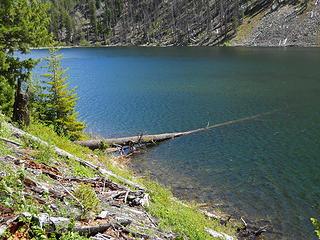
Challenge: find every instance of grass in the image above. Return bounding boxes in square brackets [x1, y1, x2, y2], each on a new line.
[0, 116, 238, 239]
[144, 180, 236, 239]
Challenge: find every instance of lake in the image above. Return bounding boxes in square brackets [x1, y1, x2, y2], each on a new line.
[28, 47, 320, 239]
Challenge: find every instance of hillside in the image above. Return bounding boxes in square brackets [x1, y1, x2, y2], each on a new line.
[48, 0, 320, 47]
[1, 116, 251, 239]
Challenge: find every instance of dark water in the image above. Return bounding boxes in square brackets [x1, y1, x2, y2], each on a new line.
[28, 47, 320, 239]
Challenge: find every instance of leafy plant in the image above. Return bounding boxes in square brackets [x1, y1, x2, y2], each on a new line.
[311, 218, 320, 239]
[72, 183, 101, 215]
[67, 158, 96, 178]
[60, 231, 89, 240]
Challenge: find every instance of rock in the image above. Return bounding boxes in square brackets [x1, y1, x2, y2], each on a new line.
[98, 211, 112, 219]
[38, 213, 50, 228]
[22, 212, 32, 218]
[115, 217, 132, 226]
[49, 217, 70, 228]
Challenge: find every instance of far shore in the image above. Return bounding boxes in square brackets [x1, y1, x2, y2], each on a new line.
[31, 43, 320, 50]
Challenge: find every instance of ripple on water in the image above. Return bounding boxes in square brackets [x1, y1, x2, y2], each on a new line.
[27, 47, 320, 240]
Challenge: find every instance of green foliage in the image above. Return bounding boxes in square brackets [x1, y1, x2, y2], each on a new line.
[46, 0, 123, 45]
[67, 157, 97, 178]
[144, 180, 235, 240]
[0, 166, 53, 215]
[311, 218, 320, 239]
[32, 144, 57, 166]
[26, 120, 90, 158]
[0, 0, 52, 115]
[79, 39, 91, 47]
[41, 47, 86, 140]
[95, 42, 102, 47]
[72, 182, 101, 215]
[60, 231, 89, 240]
[0, 112, 10, 138]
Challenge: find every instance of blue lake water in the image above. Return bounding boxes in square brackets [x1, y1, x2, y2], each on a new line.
[28, 47, 320, 239]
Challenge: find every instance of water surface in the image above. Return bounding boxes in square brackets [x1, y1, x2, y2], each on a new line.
[29, 47, 320, 239]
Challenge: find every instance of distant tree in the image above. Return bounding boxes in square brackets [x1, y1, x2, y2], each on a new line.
[0, 0, 51, 125]
[41, 47, 86, 140]
[89, 0, 98, 38]
[96, 0, 101, 9]
[65, 12, 73, 43]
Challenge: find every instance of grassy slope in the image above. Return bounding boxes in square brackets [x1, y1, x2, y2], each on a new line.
[0, 115, 238, 239]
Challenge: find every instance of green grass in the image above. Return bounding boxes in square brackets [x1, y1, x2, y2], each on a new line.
[26, 120, 91, 159]
[144, 180, 236, 239]
[6, 118, 238, 239]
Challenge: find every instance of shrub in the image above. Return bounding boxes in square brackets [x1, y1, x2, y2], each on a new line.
[72, 183, 101, 215]
[311, 218, 320, 239]
[79, 40, 91, 47]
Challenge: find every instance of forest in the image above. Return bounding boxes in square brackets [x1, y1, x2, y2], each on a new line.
[46, 0, 312, 46]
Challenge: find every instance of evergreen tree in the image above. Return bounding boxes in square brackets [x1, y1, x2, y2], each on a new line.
[89, 0, 98, 38]
[65, 12, 73, 43]
[0, 0, 51, 124]
[41, 47, 86, 140]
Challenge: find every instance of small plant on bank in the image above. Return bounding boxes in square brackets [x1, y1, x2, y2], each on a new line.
[60, 231, 89, 240]
[311, 218, 320, 239]
[72, 183, 101, 216]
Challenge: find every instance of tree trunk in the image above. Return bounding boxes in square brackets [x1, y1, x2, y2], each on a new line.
[13, 79, 30, 127]
[75, 111, 275, 150]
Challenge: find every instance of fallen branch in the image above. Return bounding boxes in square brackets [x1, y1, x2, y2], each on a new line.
[75, 111, 276, 150]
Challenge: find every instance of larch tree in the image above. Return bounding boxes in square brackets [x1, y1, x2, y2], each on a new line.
[41, 47, 86, 140]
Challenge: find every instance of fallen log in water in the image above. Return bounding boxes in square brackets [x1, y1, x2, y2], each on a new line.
[75, 111, 275, 150]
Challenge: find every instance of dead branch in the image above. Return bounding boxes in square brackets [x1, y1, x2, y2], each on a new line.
[58, 182, 85, 210]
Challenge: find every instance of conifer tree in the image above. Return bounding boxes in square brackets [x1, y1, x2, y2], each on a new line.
[41, 47, 86, 140]
[0, 0, 51, 122]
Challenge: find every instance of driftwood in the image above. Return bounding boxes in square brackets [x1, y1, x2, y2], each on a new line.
[75, 111, 275, 150]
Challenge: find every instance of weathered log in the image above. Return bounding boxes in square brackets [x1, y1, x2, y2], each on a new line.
[75, 111, 275, 150]
[204, 227, 234, 240]
[0, 216, 19, 236]
[0, 137, 22, 146]
[74, 218, 132, 236]
[8, 125, 147, 191]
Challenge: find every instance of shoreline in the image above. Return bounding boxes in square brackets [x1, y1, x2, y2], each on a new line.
[31, 43, 320, 50]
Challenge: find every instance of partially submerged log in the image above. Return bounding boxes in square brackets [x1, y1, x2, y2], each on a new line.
[75, 111, 275, 150]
